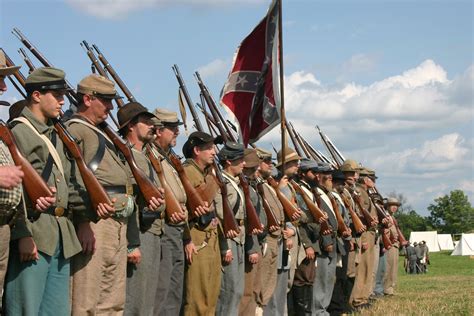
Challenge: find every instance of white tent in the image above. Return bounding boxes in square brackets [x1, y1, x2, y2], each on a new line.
[437, 234, 455, 250]
[409, 231, 440, 252]
[451, 234, 474, 256]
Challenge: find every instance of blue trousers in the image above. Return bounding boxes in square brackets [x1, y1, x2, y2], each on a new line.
[5, 238, 70, 316]
[374, 253, 387, 295]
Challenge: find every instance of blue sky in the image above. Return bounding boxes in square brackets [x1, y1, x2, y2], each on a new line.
[1, 0, 473, 217]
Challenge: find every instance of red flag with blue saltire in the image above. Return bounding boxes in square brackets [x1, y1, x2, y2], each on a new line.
[220, 0, 281, 146]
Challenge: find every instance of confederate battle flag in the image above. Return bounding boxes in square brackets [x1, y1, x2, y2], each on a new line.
[220, 0, 281, 146]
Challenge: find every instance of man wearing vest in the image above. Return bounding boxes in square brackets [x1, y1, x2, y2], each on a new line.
[215, 142, 247, 316]
[181, 131, 222, 316]
[5, 67, 87, 315]
[67, 74, 139, 314]
[0, 51, 25, 306]
[238, 148, 266, 316]
[254, 148, 285, 315]
[312, 162, 345, 315]
[265, 147, 301, 316]
[116, 102, 166, 315]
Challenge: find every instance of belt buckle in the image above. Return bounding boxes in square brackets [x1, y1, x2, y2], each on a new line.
[239, 219, 244, 226]
[54, 207, 65, 217]
[126, 184, 133, 196]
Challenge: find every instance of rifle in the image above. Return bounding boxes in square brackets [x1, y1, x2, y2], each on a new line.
[0, 120, 53, 202]
[194, 71, 263, 234]
[99, 122, 163, 203]
[288, 122, 312, 160]
[326, 191, 352, 237]
[285, 120, 304, 157]
[53, 119, 112, 213]
[352, 191, 378, 228]
[316, 126, 344, 167]
[337, 190, 366, 234]
[256, 179, 280, 231]
[290, 180, 332, 235]
[267, 177, 300, 221]
[144, 144, 183, 219]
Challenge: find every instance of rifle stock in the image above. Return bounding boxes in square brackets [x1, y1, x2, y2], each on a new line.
[267, 177, 299, 220]
[0, 121, 53, 202]
[240, 175, 263, 234]
[213, 163, 240, 235]
[352, 192, 378, 228]
[256, 181, 280, 229]
[144, 145, 183, 218]
[290, 180, 332, 235]
[327, 192, 351, 237]
[168, 153, 209, 219]
[99, 122, 163, 203]
[339, 191, 366, 234]
[381, 227, 393, 250]
[53, 119, 112, 212]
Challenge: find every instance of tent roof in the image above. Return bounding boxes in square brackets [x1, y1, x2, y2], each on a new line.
[409, 231, 440, 252]
[437, 234, 455, 250]
[451, 233, 474, 256]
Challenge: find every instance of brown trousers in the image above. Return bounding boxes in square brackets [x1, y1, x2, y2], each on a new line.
[238, 247, 263, 316]
[349, 231, 376, 307]
[71, 218, 128, 315]
[383, 246, 399, 295]
[0, 225, 10, 294]
[183, 226, 221, 316]
[256, 235, 279, 307]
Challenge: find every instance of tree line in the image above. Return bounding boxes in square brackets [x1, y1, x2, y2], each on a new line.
[390, 190, 474, 238]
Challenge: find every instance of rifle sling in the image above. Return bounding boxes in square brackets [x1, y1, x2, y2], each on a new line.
[40, 132, 56, 182]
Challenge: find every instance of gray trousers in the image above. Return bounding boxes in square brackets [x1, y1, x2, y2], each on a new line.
[216, 241, 244, 316]
[312, 255, 337, 316]
[154, 224, 185, 316]
[374, 252, 386, 296]
[125, 231, 161, 316]
[263, 269, 288, 316]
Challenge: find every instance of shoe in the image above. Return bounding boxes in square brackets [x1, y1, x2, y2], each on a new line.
[353, 303, 371, 312]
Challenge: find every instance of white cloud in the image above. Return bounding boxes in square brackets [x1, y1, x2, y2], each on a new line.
[67, 0, 267, 19]
[283, 60, 473, 132]
[196, 58, 230, 79]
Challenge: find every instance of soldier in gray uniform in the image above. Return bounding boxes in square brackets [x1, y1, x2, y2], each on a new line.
[216, 142, 247, 316]
[151, 108, 188, 316]
[117, 102, 166, 315]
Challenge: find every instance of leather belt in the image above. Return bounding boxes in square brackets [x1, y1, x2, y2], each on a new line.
[28, 206, 69, 221]
[104, 185, 138, 195]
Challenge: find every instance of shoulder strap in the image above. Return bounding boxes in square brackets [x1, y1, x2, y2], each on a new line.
[67, 118, 116, 172]
[12, 117, 64, 177]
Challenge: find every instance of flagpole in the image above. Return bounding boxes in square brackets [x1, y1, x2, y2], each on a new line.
[278, 0, 286, 171]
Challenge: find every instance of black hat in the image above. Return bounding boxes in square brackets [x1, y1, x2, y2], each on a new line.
[117, 102, 155, 131]
[217, 141, 245, 162]
[182, 131, 223, 158]
[332, 169, 346, 181]
[8, 99, 27, 123]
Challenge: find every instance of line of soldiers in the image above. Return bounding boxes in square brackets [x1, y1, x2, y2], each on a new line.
[0, 51, 404, 315]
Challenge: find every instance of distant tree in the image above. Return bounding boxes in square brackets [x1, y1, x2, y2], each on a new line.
[428, 190, 474, 234]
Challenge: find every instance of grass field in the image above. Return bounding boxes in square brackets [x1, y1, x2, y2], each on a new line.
[360, 251, 474, 315]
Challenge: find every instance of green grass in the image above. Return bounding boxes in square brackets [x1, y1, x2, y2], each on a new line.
[359, 251, 474, 315]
